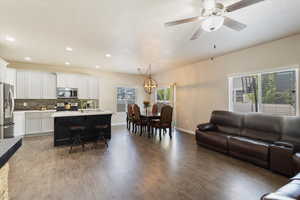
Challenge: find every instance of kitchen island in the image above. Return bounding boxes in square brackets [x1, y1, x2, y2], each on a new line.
[0, 137, 22, 200]
[52, 110, 113, 146]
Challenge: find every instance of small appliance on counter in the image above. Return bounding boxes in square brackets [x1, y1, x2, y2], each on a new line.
[56, 102, 78, 111]
[0, 82, 14, 139]
[70, 103, 78, 111]
[56, 87, 78, 99]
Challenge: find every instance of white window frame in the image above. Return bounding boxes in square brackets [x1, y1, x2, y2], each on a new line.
[116, 86, 137, 113]
[228, 67, 299, 116]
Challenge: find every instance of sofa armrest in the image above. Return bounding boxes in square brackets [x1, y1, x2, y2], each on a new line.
[274, 141, 300, 152]
[274, 141, 295, 149]
[197, 123, 217, 132]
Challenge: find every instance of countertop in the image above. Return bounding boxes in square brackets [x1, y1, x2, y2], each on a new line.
[14, 110, 56, 113]
[14, 108, 102, 113]
[52, 110, 113, 118]
[0, 137, 22, 168]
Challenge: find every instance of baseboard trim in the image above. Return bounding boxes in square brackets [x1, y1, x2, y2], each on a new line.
[112, 122, 126, 126]
[175, 127, 195, 135]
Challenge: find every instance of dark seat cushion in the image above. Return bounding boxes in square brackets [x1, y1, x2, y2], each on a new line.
[228, 137, 270, 161]
[241, 113, 282, 142]
[210, 110, 244, 136]
[196, 130, 230, 153]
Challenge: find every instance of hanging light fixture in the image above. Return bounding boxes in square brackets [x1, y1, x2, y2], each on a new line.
[140, 65, 157, 95]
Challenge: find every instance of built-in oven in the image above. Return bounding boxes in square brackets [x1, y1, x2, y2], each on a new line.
[56, 87, 78, 99]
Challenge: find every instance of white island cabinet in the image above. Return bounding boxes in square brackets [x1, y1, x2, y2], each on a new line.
[25, 111, 55, 135]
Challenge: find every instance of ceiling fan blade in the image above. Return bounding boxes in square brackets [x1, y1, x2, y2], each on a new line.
[226, 0, 265, 12]
[190, 27, 203, 40]
[165, 16, 200, 27]
[223, 17, 247, 31]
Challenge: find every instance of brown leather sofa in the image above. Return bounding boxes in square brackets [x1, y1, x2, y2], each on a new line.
[196, 111, 300, 176]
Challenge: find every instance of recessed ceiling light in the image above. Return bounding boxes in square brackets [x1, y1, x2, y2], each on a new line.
[65, 47, 73, 52]
[105, 54, 111, 58]
[95, 65, 100, 69]
[24, 57, 31, 61]
[5, 36, 15, 42]
[65, 62, 70, 65]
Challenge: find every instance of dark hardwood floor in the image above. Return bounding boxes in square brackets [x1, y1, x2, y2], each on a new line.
[8, 126, 287, 200]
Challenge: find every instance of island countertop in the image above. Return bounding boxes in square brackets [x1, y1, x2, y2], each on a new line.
[0, 137, 22, 168]
[52, 110, 113, 118]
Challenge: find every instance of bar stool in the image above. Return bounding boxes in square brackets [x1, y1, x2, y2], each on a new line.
[69, 125, 86, 153]
[94, 124, 109, 148]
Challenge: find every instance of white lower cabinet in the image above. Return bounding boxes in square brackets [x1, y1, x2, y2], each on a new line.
[14, 112, 25, 137]
[41, 112, 54, 133]
[25, 111, 54, 135]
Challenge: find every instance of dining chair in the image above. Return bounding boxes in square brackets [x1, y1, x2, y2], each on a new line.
[150, 105, 173, 140]
[152, 103, 158, 115]
[133, 104, 147, 135]
[126, 104, 134, 131]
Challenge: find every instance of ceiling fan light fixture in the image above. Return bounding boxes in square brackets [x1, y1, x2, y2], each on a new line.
[201, 15, 224, 32]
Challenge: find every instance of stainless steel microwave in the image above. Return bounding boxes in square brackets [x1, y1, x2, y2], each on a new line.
[56, 88, 78, 99]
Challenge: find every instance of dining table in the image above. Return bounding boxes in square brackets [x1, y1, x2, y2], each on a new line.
[140, 112, 160, 137]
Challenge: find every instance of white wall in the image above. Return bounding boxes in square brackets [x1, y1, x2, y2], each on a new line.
[154, 34, 300, 133]
[8, 62, 149, 125]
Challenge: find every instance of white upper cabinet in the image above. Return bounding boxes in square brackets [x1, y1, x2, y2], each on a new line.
[56, 73, 78, 88]
[88, 77, 99, 99]
[57, 73, 99, 99]
[16, 70, 57, 99]
[16, 71, 99, 100]
[16, 70, 30, 99]
[28, 71, 43, 99]
[42, 72, 56, 99]
[77, 75, 88, 99]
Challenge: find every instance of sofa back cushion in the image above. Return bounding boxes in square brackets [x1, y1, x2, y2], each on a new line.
[281, 116, 300, 144]
[241, 113, 282, 142]
[210, 111, 244, 136]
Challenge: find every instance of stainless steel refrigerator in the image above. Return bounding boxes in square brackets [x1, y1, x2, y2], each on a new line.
[0, 82, 14, 139]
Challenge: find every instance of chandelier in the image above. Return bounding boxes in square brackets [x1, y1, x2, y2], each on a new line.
[139, 65, 157, 95]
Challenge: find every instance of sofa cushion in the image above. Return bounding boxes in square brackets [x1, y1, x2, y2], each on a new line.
[241, 113, 282, 142]
[196, 130, 230, 153]
[281, 116, 300, 145]
[210, 111, 244, 136]
[228, 137, 270, 161]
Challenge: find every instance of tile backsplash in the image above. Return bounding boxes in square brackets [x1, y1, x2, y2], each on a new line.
[14, 99, 99, 111]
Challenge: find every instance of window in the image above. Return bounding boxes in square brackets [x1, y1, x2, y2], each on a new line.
[116, 87, 136, 112]
[155, 87, 171, 112]
[229, 69, 298, 116]
[156, 87, 171, 103]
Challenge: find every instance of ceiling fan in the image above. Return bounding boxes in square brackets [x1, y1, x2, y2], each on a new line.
[165, 0, 265, 40]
